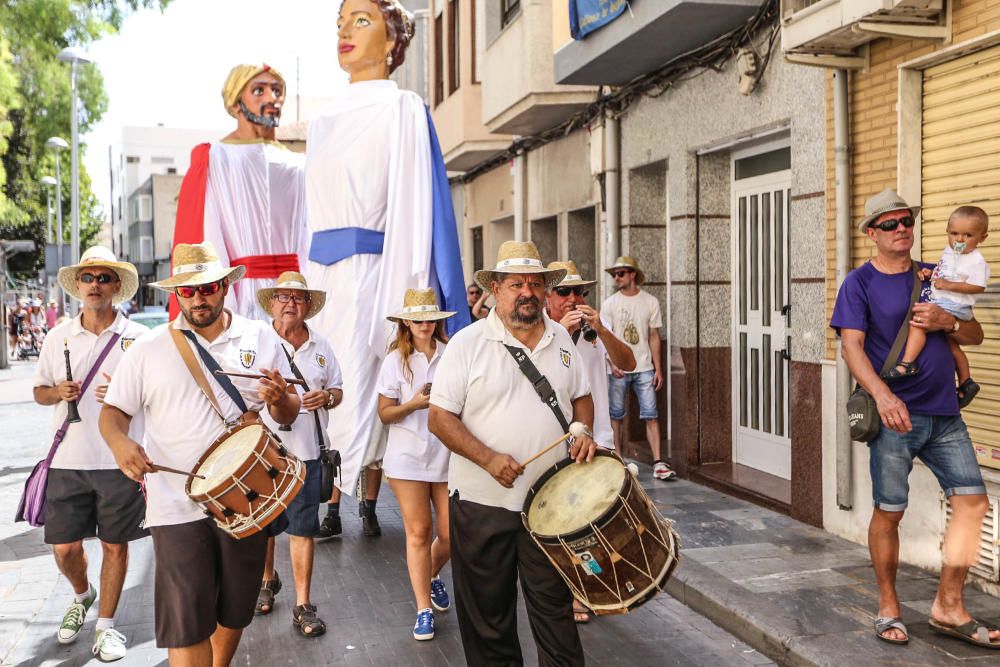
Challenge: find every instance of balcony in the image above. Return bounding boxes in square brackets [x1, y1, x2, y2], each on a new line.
[782, 0, 947, 65]
[433, 85, 512, 172]
[554, 0, 762, 85]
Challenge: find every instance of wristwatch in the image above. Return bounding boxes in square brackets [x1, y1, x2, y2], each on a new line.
[951, 319, 961, 334]
[324, 388, 337, 409]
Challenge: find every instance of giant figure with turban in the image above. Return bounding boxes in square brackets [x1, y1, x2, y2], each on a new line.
[170, 64, 308, 321]
[306, 0, 470, 532]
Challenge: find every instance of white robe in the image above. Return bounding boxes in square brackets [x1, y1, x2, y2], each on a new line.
[203, 141, 309, 321]
[305, 80, 433, 497]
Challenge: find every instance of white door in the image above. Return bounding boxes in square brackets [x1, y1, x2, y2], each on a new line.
[731, 170, 791, 479]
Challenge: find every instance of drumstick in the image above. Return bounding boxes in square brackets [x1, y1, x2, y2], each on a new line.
[151, 464, 206, 480]
[520, 422, 592, 466]
[213, 370, 306, 387]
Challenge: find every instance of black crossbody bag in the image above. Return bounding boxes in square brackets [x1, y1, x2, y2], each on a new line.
[281, 347, 341, 499]
[847, 261, 921, 442]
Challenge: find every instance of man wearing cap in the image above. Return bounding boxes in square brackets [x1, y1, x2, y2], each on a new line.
[100, 241, 300, 665]
[171, 63, 308, 321]
[253, 272, 343, 636]
[32, 246, 149, 662]
[831, 188, 997, 648]
[603, 256, 675, 480]
[429, 240, 597, 666]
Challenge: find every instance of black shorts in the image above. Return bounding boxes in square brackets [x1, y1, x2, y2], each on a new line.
[44, 469, 148, 545]
[285, 458, 320, 537]
[149, 519, 267, 648]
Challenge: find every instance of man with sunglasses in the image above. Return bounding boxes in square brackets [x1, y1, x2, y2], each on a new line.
[101, 241, 300, 666]
[831, 188, 998, 649]
[33, 246, 149, 662]
[603, 256, 675, 481]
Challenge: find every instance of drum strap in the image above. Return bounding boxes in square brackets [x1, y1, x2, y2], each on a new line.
[169, 327, 246, 423]
[279, 345, 328, 453]
[503, 344, 571, 433]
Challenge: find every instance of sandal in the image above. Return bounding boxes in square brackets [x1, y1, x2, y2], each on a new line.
[929, 618, 1000, 649]
[293, 603, 327, 637]
[882, 361, 919, 380]
[874, 616, 908, 645]
[255, 573, 282, 616]
[958, 378, 980, 409]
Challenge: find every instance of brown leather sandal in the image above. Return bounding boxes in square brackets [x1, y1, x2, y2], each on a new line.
[293, 603, 327, 637]
[255, 573, 282, 616]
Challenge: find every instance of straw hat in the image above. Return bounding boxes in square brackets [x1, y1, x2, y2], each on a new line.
[150, 241, 246, 291]
[858, 188, 920, 233]
[387, 288, 456, 323]
[256, 271, 326, 320]
[57, 246, 139, 306]
[474, 241, 567, 292]
[222, 63, 285, 118]
[548, 260, 596, 287]
[605, 256, 645, 285]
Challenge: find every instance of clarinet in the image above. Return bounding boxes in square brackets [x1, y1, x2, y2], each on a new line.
[64, 339, 82, 423]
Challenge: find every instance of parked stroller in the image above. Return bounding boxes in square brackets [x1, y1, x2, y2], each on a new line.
[15, 324, 43, 360]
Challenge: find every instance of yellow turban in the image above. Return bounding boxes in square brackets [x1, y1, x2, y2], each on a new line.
[221, 64, 286, 118]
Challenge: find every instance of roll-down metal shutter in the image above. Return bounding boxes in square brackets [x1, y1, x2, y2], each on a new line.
[922, 44, 1000, 468]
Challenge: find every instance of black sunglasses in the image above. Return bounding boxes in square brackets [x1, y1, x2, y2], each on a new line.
[554, 286, 590, 297]
[611, 270, 633, 278]
[78, 272, 118, 285]
[870, 216, 915, 232]
[175, 280, 224, 299]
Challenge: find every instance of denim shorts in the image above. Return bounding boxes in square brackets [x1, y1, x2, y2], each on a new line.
[608, 369, 658, 420]
[932, 297, 973, 321]
[285, 458, 320, 537]
[868, 414, 985, 512]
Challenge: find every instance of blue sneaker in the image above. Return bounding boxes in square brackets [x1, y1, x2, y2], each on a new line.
[413, 608, 434, 641]
[430, 577, 451, 612]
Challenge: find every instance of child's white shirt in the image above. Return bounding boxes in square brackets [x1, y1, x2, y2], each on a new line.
[931, 246, 990, 307]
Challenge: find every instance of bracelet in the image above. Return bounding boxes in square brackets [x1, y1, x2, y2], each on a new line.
[324, 389, 336, 409]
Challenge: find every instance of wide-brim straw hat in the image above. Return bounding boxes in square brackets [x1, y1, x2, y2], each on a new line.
[57, 246, 139, 306]
[858, 188, 921, 232]
[548, 260, 596, 287]
[387, 288, 456, 323]
[474, 241, 567, 292]
[222, 63, 285, 118]
[256, 271, 326, 320]
[150, 241, 246, 292]
[605, 256, 645, 285]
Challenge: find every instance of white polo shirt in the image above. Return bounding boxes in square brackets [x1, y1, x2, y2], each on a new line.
[261, 326, 343, 462]
[34, 312, 148, 470]
[378, 343, 449, 483]
[568, 320, 614, 450]
[431, 310, 591, 512]
[104, 313, 291, 528]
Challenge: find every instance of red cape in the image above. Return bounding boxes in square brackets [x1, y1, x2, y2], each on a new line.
[168, 143, 211, 319]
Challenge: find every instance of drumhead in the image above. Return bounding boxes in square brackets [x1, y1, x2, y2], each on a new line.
[526, 455, 626, 537]
[189, 424, 263, 495]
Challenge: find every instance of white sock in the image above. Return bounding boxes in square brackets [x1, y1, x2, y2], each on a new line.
[74, 585, 92, 603]
[96, 618, 114, 632]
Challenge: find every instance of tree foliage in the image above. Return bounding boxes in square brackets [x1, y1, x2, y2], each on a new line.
[0, 0, 170, 277]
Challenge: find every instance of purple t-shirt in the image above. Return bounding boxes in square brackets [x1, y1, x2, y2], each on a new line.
[830, 261, 958, 416]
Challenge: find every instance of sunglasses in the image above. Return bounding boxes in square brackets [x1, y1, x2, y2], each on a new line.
[78, 273, 118, 285]
[553, 286, 589, 297]
[272, 293, 310, 304]
[174, 280, 224, 299]
[611, 270, 633, 278]
[869, 216, 915, 232]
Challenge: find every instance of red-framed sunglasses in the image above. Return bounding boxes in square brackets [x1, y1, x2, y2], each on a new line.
[174, 280, 224, 299]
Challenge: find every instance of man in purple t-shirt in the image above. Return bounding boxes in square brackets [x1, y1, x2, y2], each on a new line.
[831, 188, 998, 649]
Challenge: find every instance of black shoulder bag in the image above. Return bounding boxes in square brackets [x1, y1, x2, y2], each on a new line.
[504, 344, 571, 433]
[281, 346, 341, 499]
[847, 261, 921, 442]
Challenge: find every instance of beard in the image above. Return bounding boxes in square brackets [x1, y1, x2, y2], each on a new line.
[510, 295, 542, 326]
[181, 299, 225, 329]
[238, 100, 281, 128]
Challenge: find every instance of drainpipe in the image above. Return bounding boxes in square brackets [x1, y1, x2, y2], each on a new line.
[604, 113, 621, 300]
[513, 151, 527, 241]
[834, 68, 853, 511]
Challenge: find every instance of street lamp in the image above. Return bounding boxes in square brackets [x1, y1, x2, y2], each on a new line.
[58, 46, 93, 316]
[40, 176, 57, 243]
[46, 136, 68, 314]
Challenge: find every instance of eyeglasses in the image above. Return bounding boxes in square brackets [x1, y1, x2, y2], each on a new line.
[611, 270, 633, 278]
[272, 293, 310, 304]
[78, 273, 118, 285]
[174, 280, 224, 299]
[869, 216, 915, 232]
[553, 286, 589, 297]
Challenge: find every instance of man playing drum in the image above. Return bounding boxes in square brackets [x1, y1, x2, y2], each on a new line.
[254, 272, 343, 635]
[428, 240, 597, 666]
[32, 247, 149, 662]
[100, 241, 300, 667]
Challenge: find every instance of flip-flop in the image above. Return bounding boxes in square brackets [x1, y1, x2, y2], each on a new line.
[874, 616, 908, 645]
[929, 618, 1000, 649]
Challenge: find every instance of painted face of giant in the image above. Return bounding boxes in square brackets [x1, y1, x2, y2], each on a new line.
[238, 71, 284, 128]
[337, 0, 395, 78]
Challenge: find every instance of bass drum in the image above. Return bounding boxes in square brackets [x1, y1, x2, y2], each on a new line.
[522, 449, 680, 614]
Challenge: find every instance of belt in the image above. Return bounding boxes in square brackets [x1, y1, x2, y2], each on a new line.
[230, 253, 300, 279]
[309, 227, 385, 266]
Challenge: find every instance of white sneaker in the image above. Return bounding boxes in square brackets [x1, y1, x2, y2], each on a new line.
[652, 460, 677, 481]
[92, 628, 127, 662]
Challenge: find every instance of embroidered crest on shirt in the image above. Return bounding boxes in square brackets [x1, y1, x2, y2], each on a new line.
[240, 349, 257, 369]
[316, 353, 327, 368]
[120, 337, 136, 351]
[560, 348, 571, 368]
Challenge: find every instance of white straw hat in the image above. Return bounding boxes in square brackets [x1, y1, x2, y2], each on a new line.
[150, 241, 246, 291]
[256, 271, 326, 320]
[474, 241, 567, 292]
[858, 188, 921, 233]
[57, 246, 139, 306]
[387, 288, 456, 322]
[605, 256, 645, 285]
[548, 260, 596, 287]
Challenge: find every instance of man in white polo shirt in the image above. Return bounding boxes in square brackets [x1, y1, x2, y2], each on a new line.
[429, 240, 597, 666]
[100, 241, 299, 667]
[31, 246, 149, 662]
